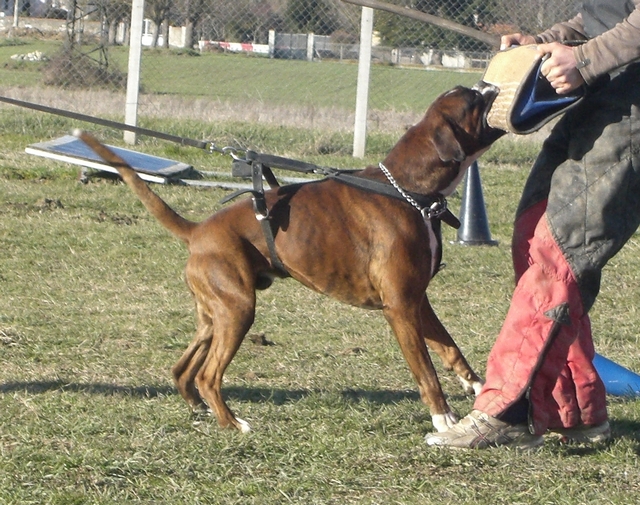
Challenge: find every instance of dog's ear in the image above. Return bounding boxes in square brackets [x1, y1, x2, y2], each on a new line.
[432, 122, 466, 163]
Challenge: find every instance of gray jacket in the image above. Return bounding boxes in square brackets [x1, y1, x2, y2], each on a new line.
[534, 0, 640, 84]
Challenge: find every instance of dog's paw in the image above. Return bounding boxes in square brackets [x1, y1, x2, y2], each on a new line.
[235, 417, 252, 433]
[458, 376, 485, 396]
[432, 411, 459, 432]
[471, 380, 484, 396]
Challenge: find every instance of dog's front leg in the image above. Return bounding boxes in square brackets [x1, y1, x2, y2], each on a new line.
[420, 295, 484, 397]
[383, 305, 458, 432]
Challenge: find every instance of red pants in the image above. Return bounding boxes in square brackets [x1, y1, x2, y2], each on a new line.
[473, 201, 608, 434]
[473, 64, 640, 434]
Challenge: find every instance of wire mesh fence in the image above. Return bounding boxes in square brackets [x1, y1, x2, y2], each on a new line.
[0, 0, 577, 145]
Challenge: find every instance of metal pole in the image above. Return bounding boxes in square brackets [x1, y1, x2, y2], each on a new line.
[13, 0, 19, 28]
[125, 0, 145, 145]
[342, 0, 500, 47]
[353, 7, 373, 158]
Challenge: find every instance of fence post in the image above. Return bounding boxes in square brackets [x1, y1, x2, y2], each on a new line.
[124, 0, 145, 145]
[306, 33, 314, 61]
[353, 7, 374, 158]
[13, 0, 19, 28]
[268, 30, 275, 58]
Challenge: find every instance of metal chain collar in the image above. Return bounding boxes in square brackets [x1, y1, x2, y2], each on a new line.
[378, 162, 448, 220]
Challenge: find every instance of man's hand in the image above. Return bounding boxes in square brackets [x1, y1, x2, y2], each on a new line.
[500, 33, 537, 50]
[537, 42, 585, 94]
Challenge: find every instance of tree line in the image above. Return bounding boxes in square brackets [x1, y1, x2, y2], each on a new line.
[83, 0, 575, 51]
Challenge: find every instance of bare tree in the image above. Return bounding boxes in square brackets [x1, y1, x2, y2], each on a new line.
[176, 0, 205, 49]
[146, 0, 172, 47]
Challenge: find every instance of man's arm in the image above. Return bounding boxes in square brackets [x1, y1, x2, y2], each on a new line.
[535, 14, 587, 44]
[574, 6, 640, 84]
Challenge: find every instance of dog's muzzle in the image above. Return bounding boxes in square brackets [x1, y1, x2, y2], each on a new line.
[472, 81, 502, 142]
[472, 80, 500, 104]
[473, 81, 500, 121]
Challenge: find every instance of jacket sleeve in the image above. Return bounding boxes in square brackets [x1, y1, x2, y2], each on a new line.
[533, 7, 640, 85]
[534, 14, 588, 44]
[573, 6, 640, 84]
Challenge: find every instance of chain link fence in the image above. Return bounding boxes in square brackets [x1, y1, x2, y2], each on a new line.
[0, 0, 577, 145]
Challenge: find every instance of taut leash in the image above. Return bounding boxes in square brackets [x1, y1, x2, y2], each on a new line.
[0, 94, 233, 154]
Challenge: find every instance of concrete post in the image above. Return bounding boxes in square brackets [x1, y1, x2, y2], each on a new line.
[353, 7, 374, 158]
[124, 0, 145, 145]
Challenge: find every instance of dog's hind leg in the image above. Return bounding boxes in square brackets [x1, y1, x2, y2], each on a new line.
[420, 295, 484, 396]
[193, 293, 256, 433]
[172, 307, 214, 415]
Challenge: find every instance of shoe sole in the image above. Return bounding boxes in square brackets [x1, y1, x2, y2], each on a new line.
[547, 422, 611, 444]
[426, 435, 544, 450]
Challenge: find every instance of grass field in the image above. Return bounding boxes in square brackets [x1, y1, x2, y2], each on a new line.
[0, 37, 481, 135]
[1, 108, 640, 504]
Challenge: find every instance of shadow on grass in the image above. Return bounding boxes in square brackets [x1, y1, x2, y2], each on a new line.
[0, 380, 431, 406]
[5, 381, 640, 449]
[340, 388, 420, 403]
[551, 419, 640, 455]
[612, 419, 640, 455]
[0, 380, 176, 398]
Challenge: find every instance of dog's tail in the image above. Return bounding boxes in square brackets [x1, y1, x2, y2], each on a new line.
[75, 130, 196, 244]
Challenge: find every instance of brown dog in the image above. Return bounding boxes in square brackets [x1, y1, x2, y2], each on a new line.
[76, 85, 502, 433]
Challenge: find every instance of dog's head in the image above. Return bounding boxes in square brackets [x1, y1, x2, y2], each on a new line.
[426, 85, 504, 163]
[383, 85, 504, 195]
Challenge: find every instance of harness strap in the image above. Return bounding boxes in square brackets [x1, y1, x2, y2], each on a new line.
[246, 150, 328, 175]
[328, 171, 461, 229]
[221, 154, 461, 279]
[249, 159, 289, 277]
[330, 171, 449, 276]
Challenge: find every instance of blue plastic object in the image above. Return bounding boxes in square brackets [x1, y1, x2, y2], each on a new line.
[511, 65, 583, 130]
[593, 353, 640, 397]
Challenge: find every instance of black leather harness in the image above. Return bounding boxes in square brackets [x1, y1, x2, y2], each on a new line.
[220, 151, 460, 277]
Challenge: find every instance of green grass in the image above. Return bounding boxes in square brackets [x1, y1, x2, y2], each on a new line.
[0, 38, 59, 87]
[1, 112, 640, 504]
[136, 50, 480, 111]
[0, 39, 480, 114]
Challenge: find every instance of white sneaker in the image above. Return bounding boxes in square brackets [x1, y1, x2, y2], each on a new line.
[425, 410, 544, 450]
